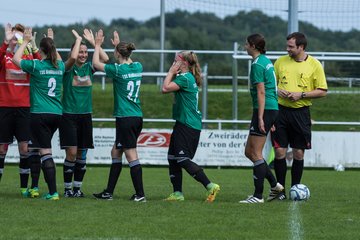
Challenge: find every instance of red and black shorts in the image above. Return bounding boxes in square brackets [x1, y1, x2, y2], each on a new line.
[271, 105, 312, 150]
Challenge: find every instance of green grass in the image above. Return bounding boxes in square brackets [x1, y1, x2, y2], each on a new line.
[0, 166, 359, 239]
[91, 82, 360, 131]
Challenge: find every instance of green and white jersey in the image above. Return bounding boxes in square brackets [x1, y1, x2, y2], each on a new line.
[173, 72, 202, 130]
[20, 59, 64, 114]
[250, 54, 278, 110]
[62, 62, 94, 114]
[104, 62, 143, 117]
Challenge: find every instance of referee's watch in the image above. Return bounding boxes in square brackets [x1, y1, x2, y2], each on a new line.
[301, 92, 306, 99]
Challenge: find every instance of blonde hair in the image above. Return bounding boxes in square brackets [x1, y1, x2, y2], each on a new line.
[179, 51, 202, 86]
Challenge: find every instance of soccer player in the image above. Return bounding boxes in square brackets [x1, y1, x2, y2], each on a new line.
[162, 50, 220, 202]
[271, 32, 328, 200]
[0, 23, 41, 197]
[60, 29, 109, 198]
[92, 30, 146, 202]
[239, 34, 284, 204]
[13, 27, 64, 200]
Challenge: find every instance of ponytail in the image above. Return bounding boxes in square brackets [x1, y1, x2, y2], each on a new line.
[116, 42, 136, 60]
[40, 37, 58, 68]
[180, 51, 202, 86]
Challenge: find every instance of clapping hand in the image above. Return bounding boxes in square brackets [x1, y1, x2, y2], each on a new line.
[95, 29, 104, 46]
[83, 28, 95, 46]
[4, 23, 14, 44]
[111, 30, 120, 47]
[44, 28, 54, 39]
[71, 29, 82, 41]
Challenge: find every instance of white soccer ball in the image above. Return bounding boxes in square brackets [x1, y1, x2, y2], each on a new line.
[334, 164, 345, 172]
[289, 184, 310, 201]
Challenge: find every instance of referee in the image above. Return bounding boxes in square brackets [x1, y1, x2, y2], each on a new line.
[270, 32, 328, 200]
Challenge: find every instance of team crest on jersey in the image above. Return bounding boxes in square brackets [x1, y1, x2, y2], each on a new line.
[72, 75, 92, 86]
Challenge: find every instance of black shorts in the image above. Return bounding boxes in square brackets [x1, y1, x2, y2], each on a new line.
[59, 113, 94, 149]
[115, 117, 143, 149]
[168, 121, 201, 162]
[249, 109, 278, 136]
[28, 113, 62, 149]
[271, 105, 312, 150]
[0, 107, 30, 144]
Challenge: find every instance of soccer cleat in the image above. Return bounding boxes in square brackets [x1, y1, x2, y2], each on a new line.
[28, 187, 40, 198]
[267, 183, 285, 202]
[164, 191, 185, 201]
[20, 188, 30, 197]
[239, 195, 264, 204]
[130, 194, 146, 202]
[73, 189, 85, 198]
[64, 189, 74, 198]
[43, 192, 60, 201]
[206, 183, 220, 203]
[277, 191, 287, 200]
[93, 190, 113, 200]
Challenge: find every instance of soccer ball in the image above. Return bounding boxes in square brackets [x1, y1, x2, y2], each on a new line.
[289, 184, 310, 201]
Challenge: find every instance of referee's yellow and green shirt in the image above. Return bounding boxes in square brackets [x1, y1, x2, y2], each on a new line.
[274, 55, 328, 108]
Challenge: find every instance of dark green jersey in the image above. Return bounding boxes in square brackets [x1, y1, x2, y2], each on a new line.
[104, 62, 143, 117]
[250, 54, 278, 110]
[173, 72, 202, 130]
[62, 62, 94, 114]
[20, 59, 64, 114]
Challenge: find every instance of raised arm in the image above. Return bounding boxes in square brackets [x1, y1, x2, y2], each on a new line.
[92, 29, 105, 72]
[83, 28, 109, 63]
[30, 31, 41, 60]
[65, 29, 82, 71]
[162, 61, 181, 93]
[12, 27, 32, 68]
[1, 23, 14, 62]
[45, 28, 62, 60]
[111, 30, 120, 47]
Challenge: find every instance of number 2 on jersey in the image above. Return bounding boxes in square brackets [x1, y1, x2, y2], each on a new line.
[48, 77, 56, 97]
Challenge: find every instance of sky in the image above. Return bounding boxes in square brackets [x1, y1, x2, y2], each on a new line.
[0, 0, 161, 27]
[0, 0, 359, 31]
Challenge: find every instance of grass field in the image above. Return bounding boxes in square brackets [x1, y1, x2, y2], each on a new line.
[0, 166, 359, 240]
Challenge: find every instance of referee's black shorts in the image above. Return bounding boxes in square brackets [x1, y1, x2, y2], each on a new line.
[271, 105, 312, 150]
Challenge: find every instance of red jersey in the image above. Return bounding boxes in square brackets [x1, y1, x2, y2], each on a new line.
[0, 42, 41, 107]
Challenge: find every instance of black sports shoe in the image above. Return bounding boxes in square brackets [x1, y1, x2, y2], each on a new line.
[130, 194, 146, 202]
[73, 189, 85, 198]
[267, 183, 285, 202]
[93, 190, 113, 200]
[64, 189, 74, 198]
[277, 191, 287, 200]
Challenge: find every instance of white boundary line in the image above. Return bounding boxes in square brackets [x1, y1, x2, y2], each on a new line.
[289, 202, 304, 240]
